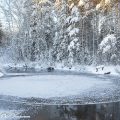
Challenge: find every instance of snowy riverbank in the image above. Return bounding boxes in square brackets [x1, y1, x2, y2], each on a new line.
[55, 64, 120, 76]
[1, 63, 120, 76]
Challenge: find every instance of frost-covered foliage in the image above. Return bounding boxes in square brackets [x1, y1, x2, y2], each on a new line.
[0, 0, 120, 67]
[98, 34, 117, 64]
[67, 6, 81, 66]
[0, 0, 56, 66]
[0, 23, 4, 42]
[99, 34, 116, 54]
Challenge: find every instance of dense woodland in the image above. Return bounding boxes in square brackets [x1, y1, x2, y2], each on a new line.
[0, 0, 120, 67]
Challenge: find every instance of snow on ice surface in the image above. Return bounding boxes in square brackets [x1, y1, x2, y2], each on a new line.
[0, 75, 112, 98]
[0, 110, 30, 120]
[0, 72, 4, 77]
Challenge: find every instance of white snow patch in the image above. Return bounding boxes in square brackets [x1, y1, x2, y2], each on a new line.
[99, 34, 116, 49]
[0, 110, 27, 120]
[67, 26, 72, 32]
[70, 17, 80, 23]
[69, 3, 74, 9]
[68, 41, 75, 50]
[86, 65, 120, 75]
[69, 28, 79, 37]
[98, 16, 106, 33]
[0, 75, 111, 98]
[99, 34, 117, 54]
[66, 16, 72, 24]
[78, 0, 85, 7]
[55, 64, 120, 76]
[0, 72, 4, 77]
[71, 6, 79, 14]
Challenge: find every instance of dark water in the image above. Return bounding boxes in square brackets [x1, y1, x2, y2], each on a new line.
[18, 102, 120, 120]
[0, 97, 120, 120]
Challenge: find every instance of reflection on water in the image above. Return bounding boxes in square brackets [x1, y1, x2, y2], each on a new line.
[19, 102, 120, 120]
[0, 97, 120, 120]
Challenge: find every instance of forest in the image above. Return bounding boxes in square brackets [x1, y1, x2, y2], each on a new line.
[1, 1, 120, 119]
[0, 0, 120, 68]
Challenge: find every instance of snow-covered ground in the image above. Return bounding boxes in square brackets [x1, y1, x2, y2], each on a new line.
[1, 62, 120, 76]
[86, 65, 120, 75]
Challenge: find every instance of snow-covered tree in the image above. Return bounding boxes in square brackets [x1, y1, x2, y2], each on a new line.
[52, 0, 69, 65]
[0, 0, 120, 67]
[67, 5, 81, 66]
[0, 23, 3, 42]
[98, 34, 117, 64]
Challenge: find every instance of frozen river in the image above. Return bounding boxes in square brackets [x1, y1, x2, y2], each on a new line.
[0, 72, 120, 104]
[0, 72, 120, 119]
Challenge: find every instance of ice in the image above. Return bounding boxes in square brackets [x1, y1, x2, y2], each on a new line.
[0, 74, 112, 99]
